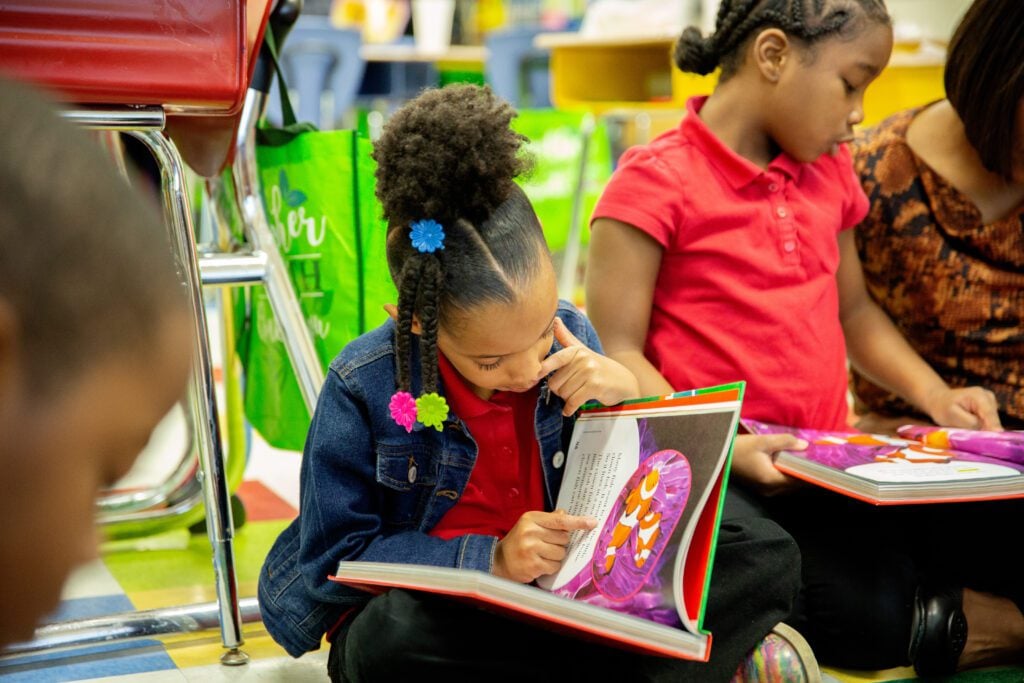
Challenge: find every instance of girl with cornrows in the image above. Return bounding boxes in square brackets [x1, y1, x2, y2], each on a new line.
[588, 0, 1014, 677]
[260, 84, 804, 682]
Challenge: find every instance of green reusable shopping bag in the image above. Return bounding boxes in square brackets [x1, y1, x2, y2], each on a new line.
[236, 35, 395, 451]
[512, 109, 613, 253]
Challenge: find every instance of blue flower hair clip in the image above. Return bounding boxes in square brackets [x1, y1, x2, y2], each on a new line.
[410, 219, 445, 253]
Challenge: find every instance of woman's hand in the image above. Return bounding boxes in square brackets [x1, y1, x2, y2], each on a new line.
[538, 318, 641, 416]
[730, 433, 807, 497]
[492, 510, 597, 584]
[921, 386, 1002, 431]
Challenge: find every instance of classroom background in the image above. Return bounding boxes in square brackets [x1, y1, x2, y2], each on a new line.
[0, 1, 1011, 682]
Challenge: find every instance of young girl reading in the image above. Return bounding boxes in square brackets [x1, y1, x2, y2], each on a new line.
[586, 0, 1015, 676]
[259, 84, 802, 682]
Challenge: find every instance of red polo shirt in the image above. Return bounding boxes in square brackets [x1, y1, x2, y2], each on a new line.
[428, 354, 546, 540]
[592, 96, 868, 430]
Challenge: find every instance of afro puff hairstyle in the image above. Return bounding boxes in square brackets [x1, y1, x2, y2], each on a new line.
[372, 84, 551, 398]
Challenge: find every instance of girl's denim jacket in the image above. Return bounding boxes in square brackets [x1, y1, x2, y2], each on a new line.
[259, 301, 602, 657]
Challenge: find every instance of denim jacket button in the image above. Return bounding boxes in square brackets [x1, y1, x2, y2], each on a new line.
[407, 463, 417, 484]
[552, 450, 565, 469]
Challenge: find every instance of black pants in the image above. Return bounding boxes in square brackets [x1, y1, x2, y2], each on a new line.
[764, 490, 1024, 670]
[329, 490, 800, 683]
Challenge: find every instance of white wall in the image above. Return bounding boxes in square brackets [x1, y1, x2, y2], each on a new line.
[887, 0, 973, 42]
[699, 0, 974, 41]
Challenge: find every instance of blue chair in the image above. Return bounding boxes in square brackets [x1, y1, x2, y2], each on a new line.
[485, 26, 552, 108]
[268, 16, 365, 128]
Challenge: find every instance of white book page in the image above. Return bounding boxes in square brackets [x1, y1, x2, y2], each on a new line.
[536, 417, 640, 591]
[845, 459, 1022, 483]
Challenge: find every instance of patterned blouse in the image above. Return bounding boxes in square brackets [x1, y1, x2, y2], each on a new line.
[851, 108, 1024, 429]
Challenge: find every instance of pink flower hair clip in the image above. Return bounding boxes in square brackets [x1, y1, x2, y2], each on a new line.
[389, 391, 418, 433]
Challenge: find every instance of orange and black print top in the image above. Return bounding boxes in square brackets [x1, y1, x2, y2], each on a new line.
[852, 107, 1024, 429]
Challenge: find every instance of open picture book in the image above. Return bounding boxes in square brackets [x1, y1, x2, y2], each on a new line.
[744, 419, 1024, 505]
[330, 383, 745, 661]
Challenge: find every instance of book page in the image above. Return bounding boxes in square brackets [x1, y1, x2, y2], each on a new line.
[896, 426, 1024, 466]
[538, 406, 739, 634]
[747, 419, 1024, 487]
[846, 459, 1021, 483]
[538, 417, 641, 591]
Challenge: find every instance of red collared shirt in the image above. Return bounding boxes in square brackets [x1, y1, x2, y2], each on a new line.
[592, 96, 868, 430]
[428, 354, 546, 540]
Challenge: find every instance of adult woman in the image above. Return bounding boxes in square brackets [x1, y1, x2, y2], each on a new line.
[853, 0, 1024, 433]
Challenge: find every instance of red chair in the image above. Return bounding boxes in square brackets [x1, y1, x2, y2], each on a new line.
[0, 0, 323, 665]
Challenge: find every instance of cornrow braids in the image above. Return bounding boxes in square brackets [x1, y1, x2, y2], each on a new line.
[392, 250, 447, 394]
[415, 256, 444, 395]
[394, 255, 423, 395]
[389, 246, 450, 432]
[674, 0, 890, 79]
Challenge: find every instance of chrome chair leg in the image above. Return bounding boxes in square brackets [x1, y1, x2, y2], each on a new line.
[0, 598, 262, 660]
[130, 129, 247, 664]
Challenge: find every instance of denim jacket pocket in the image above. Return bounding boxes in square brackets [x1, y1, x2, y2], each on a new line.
[376, 439, 438, 530]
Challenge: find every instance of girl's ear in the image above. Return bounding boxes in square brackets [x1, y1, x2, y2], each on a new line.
[382, 304, 423, 335]
[752, 27, 791, 83]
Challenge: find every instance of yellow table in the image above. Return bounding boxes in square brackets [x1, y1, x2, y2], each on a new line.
[360, 43, 488, 68]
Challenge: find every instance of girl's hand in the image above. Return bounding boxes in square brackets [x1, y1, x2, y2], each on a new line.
[731, 434, 807, 497]
[922, 386, 1002, 431]
[493, 510, 597, 584]
[538, 318, 641, 416]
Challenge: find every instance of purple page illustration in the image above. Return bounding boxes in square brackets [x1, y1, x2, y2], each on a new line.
[745, 419, 1024, 484]
[897, 426, 1024, 466]
[591, 449, 691, 603]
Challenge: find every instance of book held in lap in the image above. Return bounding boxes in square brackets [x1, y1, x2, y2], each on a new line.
[331, 383, 745, 661]
[743, 420, 1024, 505]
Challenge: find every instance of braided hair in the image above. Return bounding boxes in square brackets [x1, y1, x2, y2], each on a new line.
[675, 0, 890, 80]
[373, 84, 549, 400]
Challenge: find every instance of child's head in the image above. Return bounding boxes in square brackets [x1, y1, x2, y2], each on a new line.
[0, 79, 191, 646]
[944, 0, 1024, 182]
[676, 0, 892, 162]
[372, 85, 557, 409]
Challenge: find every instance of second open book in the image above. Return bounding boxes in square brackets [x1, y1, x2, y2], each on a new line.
[744, 420, 1024, 505]
[330, 383, 745, 661]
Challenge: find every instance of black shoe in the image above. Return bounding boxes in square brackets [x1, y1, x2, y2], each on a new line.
[908, 585, 968, 678]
